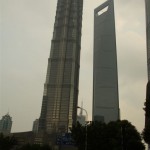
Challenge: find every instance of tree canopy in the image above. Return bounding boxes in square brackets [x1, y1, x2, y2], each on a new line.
[71, 120, 145, 150]
[142, 81, 150, 146]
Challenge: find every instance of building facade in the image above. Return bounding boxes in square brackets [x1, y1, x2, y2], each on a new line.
[38, 0, 83, 133]
[32, 119, 39, 133]
[0, 113, 12, 135]
[93, 0, 119, 123]
[145, 1, 150, 150]
[145, 0, 150, 80]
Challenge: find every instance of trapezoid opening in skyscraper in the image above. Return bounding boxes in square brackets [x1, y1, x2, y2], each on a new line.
[38, 0, 83, 134]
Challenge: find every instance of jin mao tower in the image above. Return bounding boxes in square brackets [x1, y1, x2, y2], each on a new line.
[39, 0, 83, 133]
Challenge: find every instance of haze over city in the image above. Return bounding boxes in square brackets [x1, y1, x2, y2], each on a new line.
[1, 0, 147, 134]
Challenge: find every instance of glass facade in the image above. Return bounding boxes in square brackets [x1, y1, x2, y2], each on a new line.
[93, 0, 119, 123]
[0, 114, 12, 135]
[39, 0, 83, 133]
[145, 0, 150, 80]
[145, 3, 150, 150]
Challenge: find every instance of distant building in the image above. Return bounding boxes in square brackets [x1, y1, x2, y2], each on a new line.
[93, 0, 119, 123]
[12, 131, 34, 146]
[12, 131, 78, 150]
[0, 113, 12, 135]
[32, 119, 39, 133]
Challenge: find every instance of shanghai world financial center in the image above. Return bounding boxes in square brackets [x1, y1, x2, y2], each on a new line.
[38, 0, 83, 133]
[146, 0, 150, 80]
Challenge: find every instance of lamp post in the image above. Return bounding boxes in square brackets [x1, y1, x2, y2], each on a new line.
[77, 106, 88, 122]
[77, 106, 88, 150]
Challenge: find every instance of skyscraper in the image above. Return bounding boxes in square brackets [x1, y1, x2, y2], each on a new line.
[0, 113, 12, 135]
[32, 119, 39, 134]
[145, 1, 150, 149]
[93, 0, 119, 123]
[145, 0, 150, 80]
[39, 0, 83, 134]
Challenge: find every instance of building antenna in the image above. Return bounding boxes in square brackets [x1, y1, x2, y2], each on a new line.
[7, 108, 10, 115]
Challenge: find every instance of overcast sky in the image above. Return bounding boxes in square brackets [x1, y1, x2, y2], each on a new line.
[0, 0, 147, 133]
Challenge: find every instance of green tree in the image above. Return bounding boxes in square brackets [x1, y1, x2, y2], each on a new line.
[142, 100, 150, 145]
[0, 133, 17, 150]
[142, 81, 150, 147]
[142, 126, 150, 145]
[120, 120, 145, 150]
[71, 120, 145, 150]
[71, 121, 85, 150]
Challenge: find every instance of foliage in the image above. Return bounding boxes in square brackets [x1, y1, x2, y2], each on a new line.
[142, 92, 150, 145]
[71, 120, 145, 150]
[144, 100, 150, 118]
[142, 125, 150, 145]
[0, 133, 17, 150]
[71, 121, 87, 150]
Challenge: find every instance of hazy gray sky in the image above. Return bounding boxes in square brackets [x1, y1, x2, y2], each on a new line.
[0, 0, 147, 134]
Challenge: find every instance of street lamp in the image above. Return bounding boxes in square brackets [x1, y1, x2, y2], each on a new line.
[77, 106, 88, 150]
[77, 106, 88, 122]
